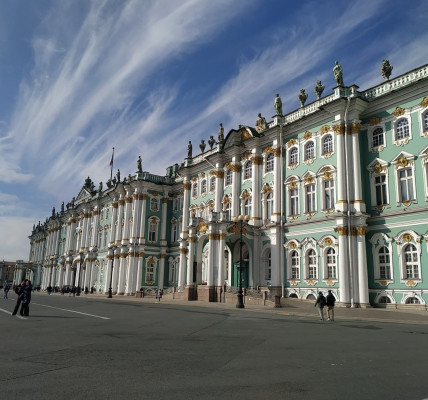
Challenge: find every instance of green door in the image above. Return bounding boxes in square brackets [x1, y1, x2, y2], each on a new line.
[233, 262, 249, 288]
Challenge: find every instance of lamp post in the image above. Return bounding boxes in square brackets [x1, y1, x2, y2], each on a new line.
[76, 252, 83, 296]
[233, 215, 250, 309]
[108, 246, 116, 298]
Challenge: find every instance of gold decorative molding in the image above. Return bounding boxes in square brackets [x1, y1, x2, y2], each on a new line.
[191, 177, 197, 182]
[200, 172, 205, 178]
[420, 97, 428, 107]
[183, 182, 191, 190]
[290, 280, 297, 286]
[118, 199, 125, 206]
[197, 221, 208, 235]
[160, 254, 167, 259]
[242, 150, 252, 160]
[334, 226, 348, 235]
[395, 157, 410, 169]
[326, 280, 334, 286]
[333, 123, 345, 135]
[322, 170, 333, 181]
[350, 123, 361, 134]
[321, 125, 331, 134]
[304, 176, 314, 184]
[405, 280, 417, 287]
[369, 116, 382, 125]
[250, 155, 263, 165]
[230, 163, 241, 172]
[372, 164, 386, 174]
[324, 238, 332, 246]
[393, 106, 405, 117]
[162, 198, 169, 204]
[125, 197, 132, 203]
[241, 190, 252, 200]
[289, 242, 296, 249]
[262, 184, 273, 194]
[306, 279, 316, 286]
[241, 128, 252, 140]
[188, 236, 197, 243]
[355, 226, 368, 236]
[287, 138, 298, 148]
[303, 131, 312, 140]
[179, 248, 188, 254]
[272, 147, 282, 157]
[402, 233, 413, 242]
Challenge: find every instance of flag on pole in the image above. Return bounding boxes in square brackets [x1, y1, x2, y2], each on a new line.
[110, 147, 115, 181]
[109, 151, 114, 166]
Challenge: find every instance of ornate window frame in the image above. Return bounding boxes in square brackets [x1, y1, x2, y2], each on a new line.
[318, 235, 338, 283]
[243, 160, 253, 181]
[369, 232, 394, 284]
[225, 169, 232, 186]
[367, 158, 390, 210]
[209, 176, 216, 193]
[264, 152, 274, 174]
[318, 166, 336, 213]
[320, 134, 334, 158]
[240, 190, 252, 217]
[288, 146, 299, 169]
[368, 124, 387, 152]
[303, 173, 317, 216]
[200, 179, 207, 196]
[285, 176, 300, 219]
[150, 197, 159, 212]
[391, 152, 416, 206]
[170, 218, 178, 243]
[261, 183, 274, 223]
[418, 145, 428, 200]
[145, 256, 158, 284]
[303, 140, 316, 164]
[394, 231, 421, 283]
[148, 217, 159, 243]
[285, 240, 301, 282]
[192, 182, 198, 198]
[391, 109, 412, 146]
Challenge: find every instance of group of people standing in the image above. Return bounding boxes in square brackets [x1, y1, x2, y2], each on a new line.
[314, 290, 336, 321]
[12, 279, 32, 317]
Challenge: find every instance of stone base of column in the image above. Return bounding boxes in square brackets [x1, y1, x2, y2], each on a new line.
[184, 285, 197, 301]
[338, 302, 351, 308]
[268, 286, 282, 308]
[196, 285, 218, 302]
[352, 302, 371, 308]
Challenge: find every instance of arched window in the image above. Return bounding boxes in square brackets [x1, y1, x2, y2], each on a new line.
[304, 141, 315, 160]
[404, 244, 419, 279]
[171, 221, 178, 243]
[266, 192, 273, 220]
[145, 260, 155, 283]
[326, 248, 336, 279]
[424, 111, 428, 131]
[244, 161, 252, 179]
[291, 250, 300, 279]
[192, 182, 198, 197]
[395, 119, 410, 140]
[225, 169, 233, 186]
[322, 135, 333, 155]
[405, 297, 420, 304]
[223, 197, 231, 220]
[201, 180, 207, 195]
[210, 176, 216, 192]
[372, 127, 384, 148]
[244, 198, 252, 216]
[378, 246, 391, 279]
[265, 153, 274, 173]
[307, 249, 317, 279]
[289, 148, 298, 165]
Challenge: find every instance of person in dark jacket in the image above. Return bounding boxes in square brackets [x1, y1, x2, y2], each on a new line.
[314, 291, 326, 321]
[12, 280, 26, 316]
[20, 280, 32, 317]
[326, 290, 336, 321]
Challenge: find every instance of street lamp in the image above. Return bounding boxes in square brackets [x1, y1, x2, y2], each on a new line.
[232, 214, 250, 309]
[76, 252, 83, 296]
[108, 246, 116, 298]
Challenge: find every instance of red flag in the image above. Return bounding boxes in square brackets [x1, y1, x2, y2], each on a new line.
[109, 156, 113, 166]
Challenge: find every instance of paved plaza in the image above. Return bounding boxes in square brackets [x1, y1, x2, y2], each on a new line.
[1, 292, 428, 400]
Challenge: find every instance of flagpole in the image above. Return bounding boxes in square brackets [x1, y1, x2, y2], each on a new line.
[110, 147, 115, 181]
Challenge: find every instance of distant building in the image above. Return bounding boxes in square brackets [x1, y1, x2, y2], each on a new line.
[1, 260, 15, 285]
[27, 62, 428, 308]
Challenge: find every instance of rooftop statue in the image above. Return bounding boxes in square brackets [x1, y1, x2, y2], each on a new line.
[199, 139, 206, 153]
[333, 61, 344, 86]
[116, 169, 120, 183]
[208, 135, 215, 149]
[52, 207, 55, 217]
[187, 141, 192, 158]
[274, 93, 283, 116]
[298, 89, 308, 107]
[381, 59, 393, 80]
[314, 80, 325, 99]
[255, 113, 267, 132]
[61, 202, 64, 213]
[137, 156, 142, 173]
[98, 181, 103, 192]
[218, 123, 224, 151]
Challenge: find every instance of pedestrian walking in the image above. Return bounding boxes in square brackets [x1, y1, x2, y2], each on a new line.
[314, 291, 327, 321]
[326, 290, 336, 321]
[11, 280, 26, 316]
[20, 280, 32, 317]
[3, 284, 10, 299]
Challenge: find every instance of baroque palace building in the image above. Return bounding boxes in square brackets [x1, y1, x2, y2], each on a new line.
[25, 61, 428, 308]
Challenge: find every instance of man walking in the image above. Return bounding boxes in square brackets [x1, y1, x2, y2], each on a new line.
[326, 290, 336, 321]
[314, 291, 327, 321]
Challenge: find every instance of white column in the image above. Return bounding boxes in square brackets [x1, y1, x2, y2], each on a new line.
[115, 197, 125, 244]
[269, 227, 282, 287]
[160, 195, 168, 244]
[334, 123, 347, 213]
[214, 164, 224, 213]
[356, 228, 369, 306]
[350, 122, 366, 213]
[207, 227, 216, 287]
[231, 159, 241, 219]
[91, 208, 100, 247]
[135, 252, 144, 292]
[217, 231, 226, 286]
[178, 244, 188, 290]
[186, 235, 196, 285]
[121, 193, 133, 245]
[131, 190, 141, 244]
[251, 152, 262, 227]
[138, 193, 148, 244]
[117, 252, 127, 295]
[337, 226, 350, 305]
[110, 201, 118, 245]
[158, 254, 166, 289]
[181, 180, 191, 239]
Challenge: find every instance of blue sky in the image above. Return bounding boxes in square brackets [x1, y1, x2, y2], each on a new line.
[0, 0, 426, 261]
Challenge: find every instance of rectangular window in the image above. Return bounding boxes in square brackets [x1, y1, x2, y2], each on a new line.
[290, 188, 299, 215]
[324, 180, 335, 209]
[375, 175, 388, 205]
[306, 184, 316, 213]
[399, 169, 414, 202]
